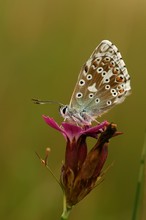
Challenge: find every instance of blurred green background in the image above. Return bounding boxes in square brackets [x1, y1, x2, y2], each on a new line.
[0, 0, 146, 219]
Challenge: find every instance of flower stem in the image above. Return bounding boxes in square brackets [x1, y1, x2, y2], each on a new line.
[140, 131, 146, 220]
[35, 151, 61, 187]
[132, 131, 146, 220]
[61, 193, 72, 220]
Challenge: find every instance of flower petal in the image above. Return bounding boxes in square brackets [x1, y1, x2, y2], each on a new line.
[42, 115, 69, 140]
[42, 115, 63, 131]
[81, 121, 109, 137]
[61, 122, 82, 141]
[43, 116, 109, 142]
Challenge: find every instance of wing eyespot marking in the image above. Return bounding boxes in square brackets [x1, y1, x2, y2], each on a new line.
[107, 100, 112, 106]
[76, 92, 83, 99]
[86, 74, 93, 80]
[95, 98, 100, 104]
[79, 79, 85, 86]
[89, 93, 94, 99]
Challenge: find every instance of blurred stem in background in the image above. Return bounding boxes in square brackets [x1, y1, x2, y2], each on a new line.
[132, 131, 146, 220]
[61, 193, 72, 220]
[140, 131, 146, 220]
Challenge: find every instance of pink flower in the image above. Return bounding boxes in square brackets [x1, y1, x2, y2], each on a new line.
[43, 115, 120, 207]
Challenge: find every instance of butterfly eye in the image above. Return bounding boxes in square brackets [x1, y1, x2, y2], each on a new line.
[60, 106, 68, 116]
[105, 85, 110, 90]
[62, 106, 67, 114]
[76, 92, 83, 98]
[107, 100, 112, 106]
[79, 79, 85, 86]
[86, 74, 92, 80]
[97, 67, 103, 74]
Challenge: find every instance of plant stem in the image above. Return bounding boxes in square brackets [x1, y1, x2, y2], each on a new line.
[35, 151, 61, 187]
[45, 164, 61, 187]
[140, 131, 146, 220]
[132, 131, 146, 220]
[61, 193, 72, 220]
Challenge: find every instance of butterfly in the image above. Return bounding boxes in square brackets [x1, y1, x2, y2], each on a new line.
[33, 40, 131, 126]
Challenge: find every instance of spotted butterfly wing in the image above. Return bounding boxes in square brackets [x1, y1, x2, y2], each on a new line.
[67, 40, 131, 123]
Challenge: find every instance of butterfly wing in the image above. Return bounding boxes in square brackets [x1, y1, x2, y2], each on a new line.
[69, 40, 131, 119]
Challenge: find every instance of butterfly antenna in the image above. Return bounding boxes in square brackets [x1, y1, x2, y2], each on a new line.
[32, 98, 64, 106]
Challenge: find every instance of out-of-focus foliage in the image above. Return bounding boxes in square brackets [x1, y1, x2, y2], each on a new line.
[0, 0, 146, 220]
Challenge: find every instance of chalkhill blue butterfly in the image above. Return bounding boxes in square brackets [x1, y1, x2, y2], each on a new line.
[33, 40, 131, 126]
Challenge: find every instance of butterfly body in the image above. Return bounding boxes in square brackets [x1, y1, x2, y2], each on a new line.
[60, 40, 131, 126]
[60, 105, 96, 125]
